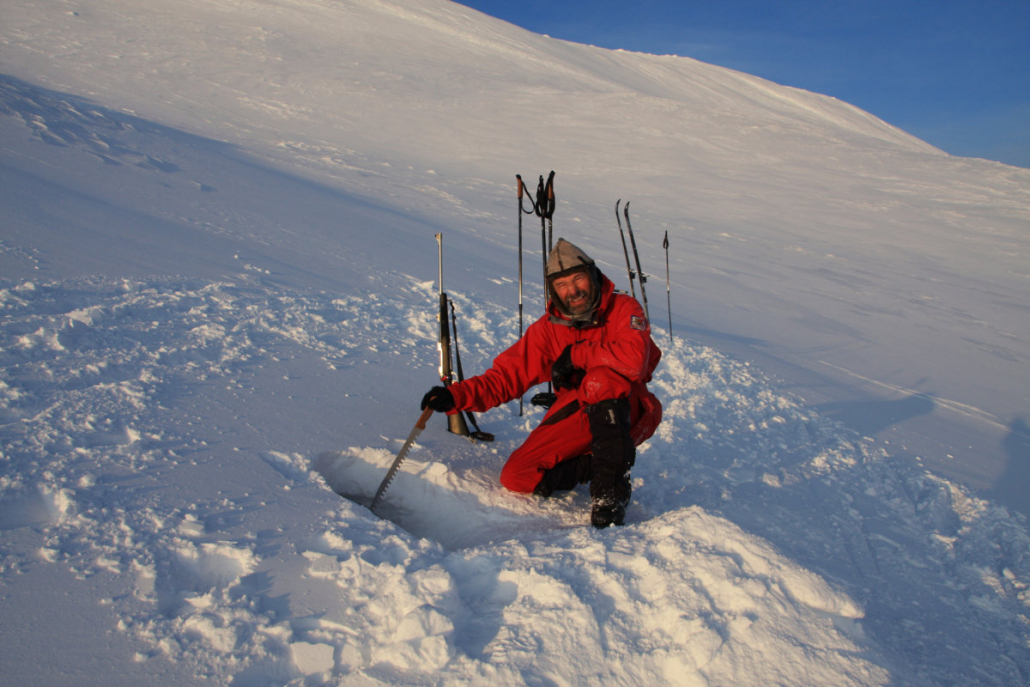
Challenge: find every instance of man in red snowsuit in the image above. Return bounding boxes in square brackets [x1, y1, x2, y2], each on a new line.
[422, 239, 662, 528]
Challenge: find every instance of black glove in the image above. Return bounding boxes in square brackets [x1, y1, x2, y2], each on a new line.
[551, 345, 584, 390]
[421, 386, 455, 412]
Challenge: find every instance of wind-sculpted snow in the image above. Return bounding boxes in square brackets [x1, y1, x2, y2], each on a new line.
[3, 274, 1027, 684]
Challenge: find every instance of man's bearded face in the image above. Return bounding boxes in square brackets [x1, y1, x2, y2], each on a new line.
[552, 270, 594, 316]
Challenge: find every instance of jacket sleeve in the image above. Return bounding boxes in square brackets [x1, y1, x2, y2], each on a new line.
[569, 296, 654, 383]
[447, 316, 555, 413]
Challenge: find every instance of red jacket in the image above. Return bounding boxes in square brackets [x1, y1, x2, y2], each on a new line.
[449, 275, 662, 423]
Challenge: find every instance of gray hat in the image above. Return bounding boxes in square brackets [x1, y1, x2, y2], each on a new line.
[545, 239, 601, 322]
[546, 238, 595, 280]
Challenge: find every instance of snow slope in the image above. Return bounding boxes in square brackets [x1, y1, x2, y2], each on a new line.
[1, 0, 1029, 685]
[5, 0, 1027, 506]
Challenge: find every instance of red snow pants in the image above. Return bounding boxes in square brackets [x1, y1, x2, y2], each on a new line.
[498, 368, 662, 493]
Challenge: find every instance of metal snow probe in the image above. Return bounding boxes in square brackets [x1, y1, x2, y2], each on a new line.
[369, 406, 434, 514]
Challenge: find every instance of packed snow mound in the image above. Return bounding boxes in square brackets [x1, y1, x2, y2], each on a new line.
[297, 506, 885, 687]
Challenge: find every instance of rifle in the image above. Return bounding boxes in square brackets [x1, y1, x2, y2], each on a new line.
[436, 233, 471, 438]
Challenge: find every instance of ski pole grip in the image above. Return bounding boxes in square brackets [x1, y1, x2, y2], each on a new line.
[544, 170, 555, 218]
[416, 405, 434, 429]
[517, 174, 523, 199]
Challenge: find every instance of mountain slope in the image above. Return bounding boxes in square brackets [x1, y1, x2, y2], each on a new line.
[4, 0, 1026, 503]
[1, 1, 1029, 685]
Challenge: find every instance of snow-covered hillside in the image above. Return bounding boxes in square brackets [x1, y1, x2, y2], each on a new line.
[1, 0, 1028, 685]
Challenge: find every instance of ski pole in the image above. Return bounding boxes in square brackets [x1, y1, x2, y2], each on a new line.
[536, 174, 548, 305]
[535, 171, 556, 296]
[532, 171, 557, 409]
[664, 230, 672, 344]
[516, 175, 525, 416]
[517, 175, 525, 341]
[545, 171, 555, 253]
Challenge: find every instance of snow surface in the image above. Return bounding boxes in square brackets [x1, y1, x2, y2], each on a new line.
[1, 0, 1029, 685]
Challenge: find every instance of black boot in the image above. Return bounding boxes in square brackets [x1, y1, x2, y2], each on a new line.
[533, 454, 592, 497]
[585, 397, 635, 529]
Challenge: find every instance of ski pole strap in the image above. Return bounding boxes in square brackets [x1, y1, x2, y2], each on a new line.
[532, 170, 556, 219]
[448, 298, 494, 442]
[517, 174, 540, 215]
[516, 171, 555, 218]
[543, 170, 555, 219]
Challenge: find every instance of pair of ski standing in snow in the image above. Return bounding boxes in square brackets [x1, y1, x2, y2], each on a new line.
[421, 237, 663, 529]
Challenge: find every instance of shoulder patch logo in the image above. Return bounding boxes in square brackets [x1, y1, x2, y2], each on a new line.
[630, 315, 647, 331]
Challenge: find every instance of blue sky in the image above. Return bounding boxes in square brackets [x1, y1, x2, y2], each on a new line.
[455, 0, 1030, 168]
